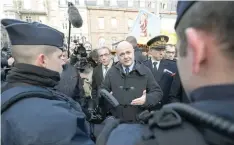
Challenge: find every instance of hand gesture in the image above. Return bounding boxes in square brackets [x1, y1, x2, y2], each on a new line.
[131, 90, 146, 105]
[7, 57, 14, 66]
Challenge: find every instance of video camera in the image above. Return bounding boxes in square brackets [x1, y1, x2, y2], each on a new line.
[81, 89, 120, 124]
[1, 47, 12, 59]
[70, 40, 90, 72]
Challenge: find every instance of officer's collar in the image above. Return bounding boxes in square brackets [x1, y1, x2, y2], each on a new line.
[190, 84, 234, 102]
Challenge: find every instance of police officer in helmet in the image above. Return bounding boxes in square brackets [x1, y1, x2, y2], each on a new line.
[96, 1, 234, 145]
[1, 19, 94, 145]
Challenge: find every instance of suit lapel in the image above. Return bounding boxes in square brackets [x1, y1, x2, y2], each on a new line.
[158, 60, 170, 81]
[148, 60, 153, 71]
[148, 60, 161, 82]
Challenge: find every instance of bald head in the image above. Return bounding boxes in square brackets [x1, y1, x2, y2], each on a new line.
[126, 36, 137, 48]
[116, 41, 135, 67]
[116, 41, 133, 53]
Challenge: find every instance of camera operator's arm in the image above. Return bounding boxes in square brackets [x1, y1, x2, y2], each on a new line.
[73, 71, 85, 101]
[91, 69, 98, 102]
[70, 53, 78, 65]
[1, 58, 8, 68]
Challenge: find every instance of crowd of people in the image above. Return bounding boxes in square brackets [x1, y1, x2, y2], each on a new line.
[1, 1, 234, 145]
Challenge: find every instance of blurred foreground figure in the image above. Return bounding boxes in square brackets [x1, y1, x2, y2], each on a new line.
[1, 19, 94, 145]
[96, 1, 234, 145]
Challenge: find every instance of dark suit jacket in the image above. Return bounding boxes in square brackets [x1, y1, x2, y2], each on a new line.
[134, 47, 147, 63]
[143, 59, 181, 105]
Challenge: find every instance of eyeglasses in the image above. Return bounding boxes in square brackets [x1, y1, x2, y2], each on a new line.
[99, 53, 110, 58]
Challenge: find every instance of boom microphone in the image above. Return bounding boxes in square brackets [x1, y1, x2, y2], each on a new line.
[68, 2, 83, 28]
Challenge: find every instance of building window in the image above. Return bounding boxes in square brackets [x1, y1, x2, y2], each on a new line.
[63, 22, 68, 29]
[75, 0, 79, 5]
[110, 0, 117, 6]
[97, 0, 104, 6]
[38, 0, 45, 11]
[151, 1, 155, 8]
[140, 0, 145, 8]
[79, 0, 85, 6]
[98, 37, 105, 47]
[26, 16, 32, 22]
[98, 17, 105, 29]
[111, 18, 117, 29]
[59, 0, 67, 5]
[24, 0, 31, 9]
[161, 2, 167, 9]
[128, 0, 133, 7]
[4, 0, 13, 5]
[147, 1, 155, 8]
[128, 18, 133, 30]
[4, 12, 15, 19]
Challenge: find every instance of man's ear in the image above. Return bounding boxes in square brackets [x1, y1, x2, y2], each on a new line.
[185, 28, 206, 74]
[35, 54, 46, 67]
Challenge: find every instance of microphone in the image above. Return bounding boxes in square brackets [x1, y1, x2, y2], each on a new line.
[99, 89, 120, 108]
[68, 2, 83, 28]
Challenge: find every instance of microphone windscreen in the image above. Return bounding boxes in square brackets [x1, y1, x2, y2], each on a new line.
[68, 5, 83, 28]
[99, 89, 119, 108]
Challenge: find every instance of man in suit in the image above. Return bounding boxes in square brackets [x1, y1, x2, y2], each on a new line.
[101, 41, 162, 122]
[143, 35, 180, 106]
[92, 46, 113, 102]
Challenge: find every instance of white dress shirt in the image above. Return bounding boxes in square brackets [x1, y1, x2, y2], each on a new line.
[122, 61, 135, 74]
[151, 59, 160, 70]
[102, 61, 113, 78]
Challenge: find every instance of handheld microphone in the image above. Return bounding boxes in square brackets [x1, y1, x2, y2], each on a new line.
[68, 2, 83, 28]
[99, 89, 120, 108]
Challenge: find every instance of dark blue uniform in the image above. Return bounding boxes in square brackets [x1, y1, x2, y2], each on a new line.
[143, 35, 181, 105]
[103, 84, 234, 145]
[1, 19, 94, 145]
[143, 58, 180, 105]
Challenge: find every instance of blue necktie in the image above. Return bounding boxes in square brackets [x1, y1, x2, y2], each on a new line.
[125, 67, 130, 74]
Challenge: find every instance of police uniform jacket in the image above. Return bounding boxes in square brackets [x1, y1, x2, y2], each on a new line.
[101, 61, 163, 122]
[1, 63, 94, 145]
[55, 63, 85, 101]
[1, 19, 94, 145]
[143, 59, 180, 105]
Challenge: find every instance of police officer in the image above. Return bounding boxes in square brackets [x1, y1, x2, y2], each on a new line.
[144, 35, 180, 105]
[96, 1, 234, 145]
[1, 19, 94, 145]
